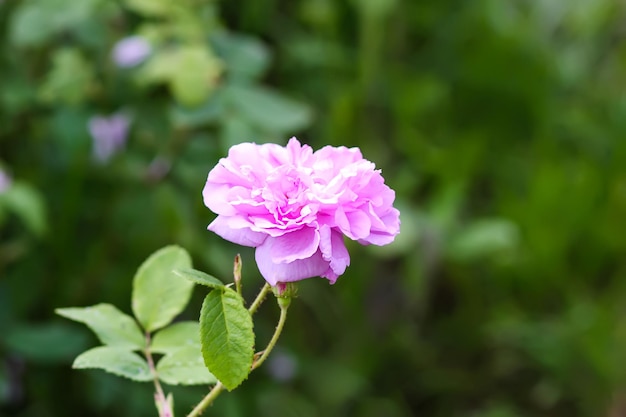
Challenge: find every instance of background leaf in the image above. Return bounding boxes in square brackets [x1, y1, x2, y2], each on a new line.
[156, 346, 217, 386]
[0, 181, 47, 236]
[55, 304, 144, 349]
[225, 84, 312, 132]
[38, 48, 94, 105]
[169, 46, 223, 107]
[140, 46, 223, 107]
[199, 288, 254, 390]
[9, 0, 110, 47]
[212, 32, 271, 81]
[131, 246, 194, 332]
[73, 346, 152, 382]
[447, 218, 520, 261]
[123, 0, 173, 17]
[4, 0, 626, 415]
[169, 90, 225, 129]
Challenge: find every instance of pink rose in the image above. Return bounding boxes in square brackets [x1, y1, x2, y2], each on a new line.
[203, 138, 400, 285]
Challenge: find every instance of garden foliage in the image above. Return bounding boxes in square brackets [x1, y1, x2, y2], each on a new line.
[1, 0, 626, 416]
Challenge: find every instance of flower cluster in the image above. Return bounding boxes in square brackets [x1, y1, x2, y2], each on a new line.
[203, 138, 400, 285]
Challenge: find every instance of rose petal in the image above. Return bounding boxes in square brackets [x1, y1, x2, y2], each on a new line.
[344, 210, 371, 240]
[358, 207, 400, 245]
[255, 244, 328, 285]
[286, 137, 314, 166]
[264, 227, 321, 263]
[319, 226, 349, 282]
[208, 216, 267, 247]
[203, 183, 252, 215]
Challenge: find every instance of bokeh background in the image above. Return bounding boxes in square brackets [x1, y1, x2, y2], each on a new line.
[2, 0, 626, 416]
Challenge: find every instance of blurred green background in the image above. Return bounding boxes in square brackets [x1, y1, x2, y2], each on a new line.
[2, 0, 626, 416]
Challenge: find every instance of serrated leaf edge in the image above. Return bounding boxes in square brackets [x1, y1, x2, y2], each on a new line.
[173, 268, 225, 289]
[54, 304, 144, 350]
[72, 346, 152, 382]
[131, 245, 193, 332]
[200, 288, 254, 391]
[156, 346, 217, 386]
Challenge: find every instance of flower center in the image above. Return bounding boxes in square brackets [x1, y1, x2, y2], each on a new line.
[262, 166, 314, 223]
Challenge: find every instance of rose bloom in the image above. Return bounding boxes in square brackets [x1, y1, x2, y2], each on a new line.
[203, 138, 400, 286]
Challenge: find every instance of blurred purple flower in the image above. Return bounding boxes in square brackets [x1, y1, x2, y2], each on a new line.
[112, 36, 152, 68]
[88, 113, 131, 164]
[203, 137, 400, 286]
[266, 350, 298, 382]
[0, 169, 12, 193]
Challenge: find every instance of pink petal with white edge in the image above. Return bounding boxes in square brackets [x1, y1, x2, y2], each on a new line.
[208, 216, 267, 247]
[264, 227, 321, 263]
[255, 244, 329, 285]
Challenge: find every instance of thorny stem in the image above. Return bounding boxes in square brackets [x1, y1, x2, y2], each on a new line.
[248, 283, 271, 314]
[251, 299, 289, 371]
[187, 382, 224, 417]
[185, 283, 287, 417]
[145, 333, 173, 417]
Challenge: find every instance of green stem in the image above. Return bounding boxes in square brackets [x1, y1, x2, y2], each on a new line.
[145, 333, 173, 417]
[187, 382, 224, 417]
[251, 300, 289, 371]
[248, 283, 271, 314]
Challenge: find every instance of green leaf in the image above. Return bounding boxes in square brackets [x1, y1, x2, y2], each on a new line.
[10, 3, 56, 47]
[140, 46, 223, 107]
[56, 303, 144, 350]
[1, 181, 47, 236]
[9, 0, 109, 47]
[447, 219, 520, 261]
[199, 288, 254, 390]
[221, 115, 259, 149]
[225, 84, 312, 133]
[139, 49, 180, 84]
[39, 48, 94, 105]
[212, 32, 271, 81]
[73, 346, 152, 382]
[174, 268, 224, 290]
[169, 46, 223, 107]
[170, 89, 225, 129]
[132, 246, 194, 332]
[157, 346, 217, 385]
[151, 321, 200, 354]
[123, 0, 173, 16]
